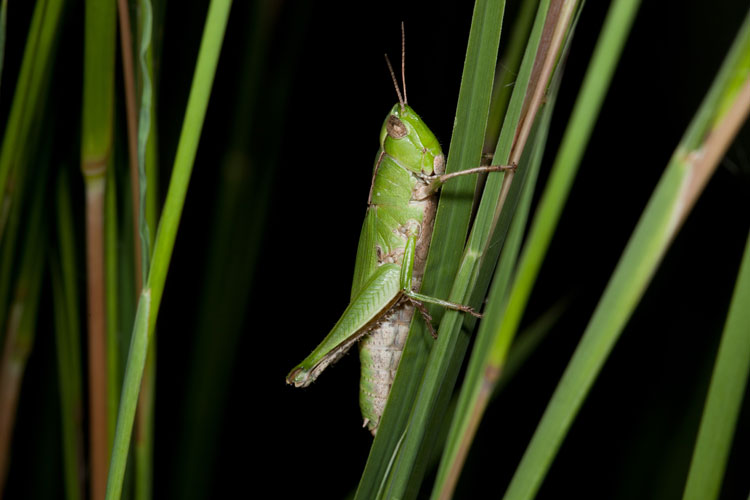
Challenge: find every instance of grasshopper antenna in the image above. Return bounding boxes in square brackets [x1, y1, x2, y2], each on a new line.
[400, 21, 407, 107]
[385, 53, 405, 113]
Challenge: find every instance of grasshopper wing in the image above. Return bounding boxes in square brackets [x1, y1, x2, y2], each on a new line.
[287, 263, 403, 387]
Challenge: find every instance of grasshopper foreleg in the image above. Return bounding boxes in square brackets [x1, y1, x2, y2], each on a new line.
[416, 162, 517, 200]
[404, 290, 482, 318]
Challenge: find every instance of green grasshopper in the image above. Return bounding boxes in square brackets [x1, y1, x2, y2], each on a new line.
[287, 27, 514, 435]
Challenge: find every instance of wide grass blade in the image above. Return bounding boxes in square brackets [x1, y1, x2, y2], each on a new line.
[503, 8, 750, 500]
[105, 1, 233, 498]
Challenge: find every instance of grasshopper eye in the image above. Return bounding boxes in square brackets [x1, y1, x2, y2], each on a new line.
[386, 115, 408, 139]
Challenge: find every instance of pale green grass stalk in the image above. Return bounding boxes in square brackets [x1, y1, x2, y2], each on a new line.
[503, 9, 750, 500]
[105, 1, 233, 498]
[81, 0, 117, 497]
[134, 2, 155, 498]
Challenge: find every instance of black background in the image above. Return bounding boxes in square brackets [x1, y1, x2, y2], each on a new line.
[5, 1, 750, 499]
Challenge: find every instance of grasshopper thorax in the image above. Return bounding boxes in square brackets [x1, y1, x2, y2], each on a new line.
[379, 104, 444, 176]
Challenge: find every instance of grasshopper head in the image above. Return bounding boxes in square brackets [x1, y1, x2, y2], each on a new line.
[380, 104, 445, 176]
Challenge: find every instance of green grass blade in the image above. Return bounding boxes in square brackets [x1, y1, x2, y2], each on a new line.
[0, 0, 65, 240]
[134, 3, 155, 499]
[51, 264, 83, 500]
[81, 0, 117, 495]
[355, 2, 507, 498]
[503, 8, 750, 500]
[53, 167, 85, 500]
[137, 0, 154, 279]
[0, 173, 47, 493]
[484, 0, 539, 151]
[176, 3, 309, 497]
[682, 228, 750, 500]
[105, 1, 233, 498]
[432, 34, 564, 497]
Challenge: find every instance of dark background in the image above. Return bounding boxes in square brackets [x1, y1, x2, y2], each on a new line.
[5, 1, 750, 498]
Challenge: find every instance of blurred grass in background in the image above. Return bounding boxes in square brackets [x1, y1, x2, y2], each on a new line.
[0, 1, 748, 499]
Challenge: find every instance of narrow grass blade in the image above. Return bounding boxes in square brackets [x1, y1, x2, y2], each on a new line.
[133, 3, 155, 499]
[53, 167, 85, 500]
[484, 0, 539, 152]
[0, 0, 65, 241]
[105, 2, 233, 499]
[177, 3, 308, 497]
[681, 207, 750, 498]
[0, 182, 46, 493]
[503, 9, 750, 500]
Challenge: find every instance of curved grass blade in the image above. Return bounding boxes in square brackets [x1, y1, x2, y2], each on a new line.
[133, 3, 155, 499]
[503, 8, 750, 500]
[105, 1, 233, 499]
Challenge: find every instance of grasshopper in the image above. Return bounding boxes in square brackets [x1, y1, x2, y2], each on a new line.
[286, 26, 514, 435]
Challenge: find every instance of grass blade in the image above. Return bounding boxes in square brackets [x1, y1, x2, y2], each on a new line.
[432, 26, 567, 495]
[503, 8, 750, 500]
[81, 0, 117, 495]
[52, 167, 85, 500]
[105, 1, 233, 498]
[682, 228, 750, 499]
[0, 178, 46, 493]
[0, 0, 65, 241]
[356, 1, 507, 498]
